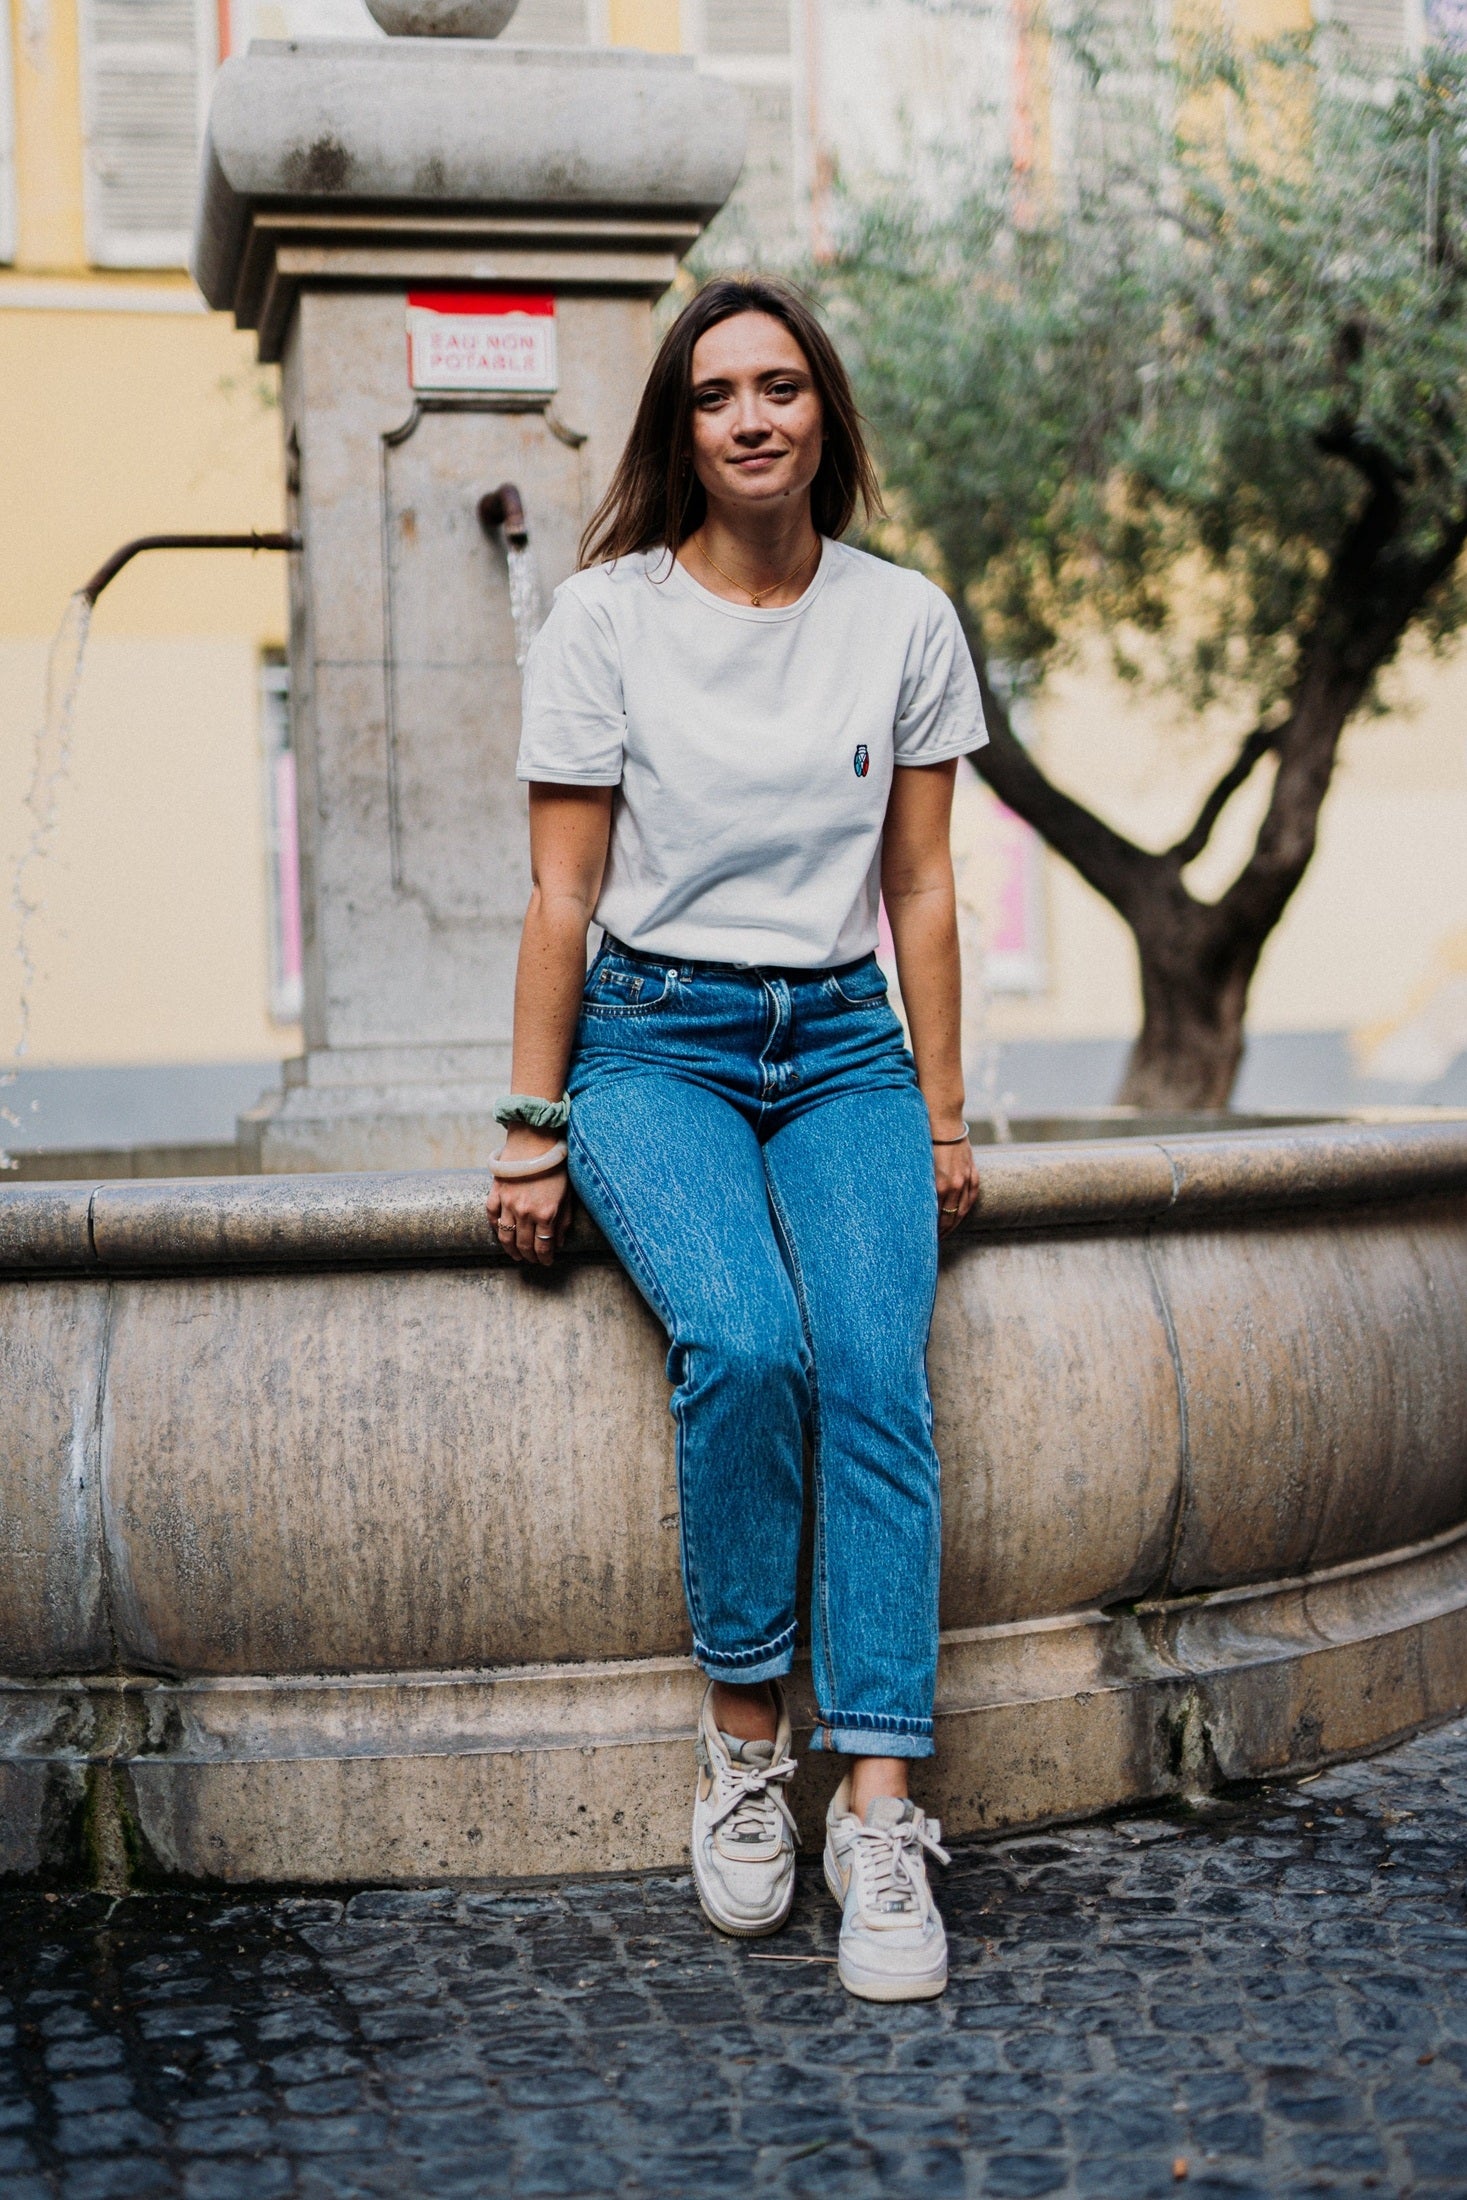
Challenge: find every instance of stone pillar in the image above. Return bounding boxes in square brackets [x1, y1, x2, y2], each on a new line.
[192, 37, 743, 1170]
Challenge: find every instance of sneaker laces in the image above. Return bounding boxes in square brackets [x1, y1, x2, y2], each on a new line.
[706, 1745, 799, 1847]
[851, 1809, 950, 1918]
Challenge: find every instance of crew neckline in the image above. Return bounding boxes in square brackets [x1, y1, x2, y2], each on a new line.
[657, 537, 835, 622]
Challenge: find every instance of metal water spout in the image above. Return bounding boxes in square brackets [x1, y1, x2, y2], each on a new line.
[476, 485, 527, 547]
[80, 530, 301, 606]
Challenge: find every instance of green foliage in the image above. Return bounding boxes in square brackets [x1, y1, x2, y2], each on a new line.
[829, 33, 1467, 715]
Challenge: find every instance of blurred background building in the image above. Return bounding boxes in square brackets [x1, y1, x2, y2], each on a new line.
[1, 0, 1464, 1154]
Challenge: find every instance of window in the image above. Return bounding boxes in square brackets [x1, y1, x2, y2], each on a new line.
[260, 655, 303, 1025]
[1323, 0, 1413, 57]
[705, 0, 789, 55]
[508, 0, 592, 38]
[0, 0, 15, 265]
[950, 690, 1048, 1003]
[694, 0, 798, 249]
[78, 0, 216, 268]
[728, 80, 796, 243]
[980, 802, 1048, 998]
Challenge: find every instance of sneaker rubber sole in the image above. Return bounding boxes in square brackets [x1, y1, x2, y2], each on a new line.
[823, 1852, 948, 2002]
[693, 1858, 795, 1939]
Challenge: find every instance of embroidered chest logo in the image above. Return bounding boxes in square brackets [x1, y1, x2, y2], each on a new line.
[853, 744, 870, 779]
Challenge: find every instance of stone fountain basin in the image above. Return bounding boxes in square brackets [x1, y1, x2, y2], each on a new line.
[2, 1119, 1465, 1885]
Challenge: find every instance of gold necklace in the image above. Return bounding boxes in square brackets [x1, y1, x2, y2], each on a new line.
[693, 531, 820, 608]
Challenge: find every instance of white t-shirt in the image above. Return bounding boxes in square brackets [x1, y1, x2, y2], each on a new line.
[516, 538, 987, 967]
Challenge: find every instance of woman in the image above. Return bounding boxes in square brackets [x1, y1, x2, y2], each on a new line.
[487, 274, 984, 2003]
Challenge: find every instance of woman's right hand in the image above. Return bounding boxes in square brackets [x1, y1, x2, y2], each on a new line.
[487, 1129, 574, 1267]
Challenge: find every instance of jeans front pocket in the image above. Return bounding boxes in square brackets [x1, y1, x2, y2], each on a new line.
[581, 955, 676, 1018]
[825, 957, 891, 1008]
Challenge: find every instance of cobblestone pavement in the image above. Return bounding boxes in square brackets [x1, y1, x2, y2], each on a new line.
[4, 1718, 1467, 2200]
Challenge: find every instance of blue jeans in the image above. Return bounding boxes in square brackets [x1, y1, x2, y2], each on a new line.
[567, 938, 942, 1759]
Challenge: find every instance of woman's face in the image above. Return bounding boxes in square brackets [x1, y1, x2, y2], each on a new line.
[687, 311, 825, 520]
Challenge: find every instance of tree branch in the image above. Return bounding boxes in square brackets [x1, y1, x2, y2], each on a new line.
[1313, 421, 1405, 591]
[952, 595, 1162, 924]
[1167, 724, 1280, 868]
[1216, 500, 1467, 957]
[1313, 418, 1404, 495]
[1340, 505, 1467, 682]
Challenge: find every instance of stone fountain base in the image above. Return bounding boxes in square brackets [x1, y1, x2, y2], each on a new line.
[5, 1533, 1465, 1886]
[3, 1121, 1465, 1886]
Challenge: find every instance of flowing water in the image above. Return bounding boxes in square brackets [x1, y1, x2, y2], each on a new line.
[506, 541, 545, 670]
[2, 591, 93, 1169]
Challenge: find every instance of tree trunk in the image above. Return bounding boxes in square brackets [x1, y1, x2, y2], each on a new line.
[1114, 665, 1362, 1109]
[1116, 905, 1252, 1110]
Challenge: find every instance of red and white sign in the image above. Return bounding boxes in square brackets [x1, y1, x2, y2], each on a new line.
[405, 291, 558, 395]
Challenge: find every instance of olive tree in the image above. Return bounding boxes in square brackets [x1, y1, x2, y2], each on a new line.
[831, 34, 1467, 1107]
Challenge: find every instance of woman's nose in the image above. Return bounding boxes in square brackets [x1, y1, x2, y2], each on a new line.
[731, 401, 772, 441]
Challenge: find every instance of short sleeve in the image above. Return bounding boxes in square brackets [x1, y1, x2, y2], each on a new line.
[516, 587, 626, 785]
[892, 584, 988, 766]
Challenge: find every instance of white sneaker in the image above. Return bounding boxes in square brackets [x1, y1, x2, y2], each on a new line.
[690, 1681, 798, 1937]
[823, 1779, 951, 2001]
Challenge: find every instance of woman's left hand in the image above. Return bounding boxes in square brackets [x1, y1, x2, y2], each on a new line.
[881, 762, 984, 1243]
[932, 1127, 981, 1237]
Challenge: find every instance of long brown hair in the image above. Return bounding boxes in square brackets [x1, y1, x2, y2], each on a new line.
[578, 275, 883, 568]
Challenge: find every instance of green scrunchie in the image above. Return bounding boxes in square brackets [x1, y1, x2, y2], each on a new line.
[494, 1093, 572, 1132]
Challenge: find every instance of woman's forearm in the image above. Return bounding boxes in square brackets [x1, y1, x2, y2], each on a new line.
[508, 885, 592, 1113]
[500, 783, 613, 1160]
[886, 880, 967, 1135]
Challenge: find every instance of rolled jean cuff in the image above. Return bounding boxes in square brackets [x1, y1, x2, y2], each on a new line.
[811, 1713, 935, 1760]
[694, 1620, 796, 1685]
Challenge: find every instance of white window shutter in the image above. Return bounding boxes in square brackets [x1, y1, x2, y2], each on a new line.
[731, 80, 795, 239]
[695, 0, 797, 245]
[0, 0, 16, 266]
[506, 0, 591, 40]
[79, 0, 216, 269]
[705, 0, 789, 57]
[1325, 0, 1412, 58]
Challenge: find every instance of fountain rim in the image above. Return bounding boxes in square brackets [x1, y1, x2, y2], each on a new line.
[2, 1118, 1464, 1278]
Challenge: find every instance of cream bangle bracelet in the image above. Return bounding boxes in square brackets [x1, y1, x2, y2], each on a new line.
[490, 1141, 568, 1180]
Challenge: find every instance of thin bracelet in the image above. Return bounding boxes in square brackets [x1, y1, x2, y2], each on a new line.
[490, 1141, 568, 1180]
[931, 1131, 972, 1145]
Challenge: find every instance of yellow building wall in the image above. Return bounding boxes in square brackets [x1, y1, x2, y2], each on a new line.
[2, 0, 297, 1079]
[0, 302, 294, 1070]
